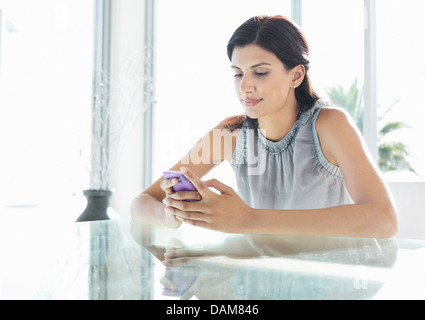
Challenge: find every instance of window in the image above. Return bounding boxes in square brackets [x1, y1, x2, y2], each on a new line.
[0, 1, 94, 208]
[302, 0, 365, 98]
[304, 0, 425, 181]
[375, 0, 425, 181]
[154, 0, 292, 187]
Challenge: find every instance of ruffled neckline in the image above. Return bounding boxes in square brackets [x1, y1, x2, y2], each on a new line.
[256, 103, 321, 154]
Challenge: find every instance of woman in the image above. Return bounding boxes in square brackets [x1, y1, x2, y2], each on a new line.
[131, 15, 398, 238]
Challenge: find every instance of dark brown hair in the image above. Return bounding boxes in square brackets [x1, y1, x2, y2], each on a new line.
[227, 15, 320, 112]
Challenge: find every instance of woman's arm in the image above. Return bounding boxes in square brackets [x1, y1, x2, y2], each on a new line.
[247, 108, 398, 238]
[166, 108, 398, 238]
[130, 116, 242, 228]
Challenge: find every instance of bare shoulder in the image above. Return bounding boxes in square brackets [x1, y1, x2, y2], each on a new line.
[315, 105, 364, 166]
[217, 114, 246, 132]
[316, 105, 356, 129]
[316, 105, 362, 141]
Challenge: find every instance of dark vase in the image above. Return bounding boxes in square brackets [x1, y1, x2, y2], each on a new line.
[76, 189, 119, 222]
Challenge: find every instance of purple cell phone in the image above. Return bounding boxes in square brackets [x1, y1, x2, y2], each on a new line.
[162, 266, 201, 297]
[163, 170, 197, 192]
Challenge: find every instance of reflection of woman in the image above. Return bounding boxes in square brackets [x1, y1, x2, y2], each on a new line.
[156, 235, 398, 300]
[131, 15, 398, 238]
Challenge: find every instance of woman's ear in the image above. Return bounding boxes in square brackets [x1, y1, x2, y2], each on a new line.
[291, 65, 306, 89]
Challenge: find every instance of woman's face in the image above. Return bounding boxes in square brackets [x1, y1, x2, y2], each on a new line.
[231, 44, 295, 120]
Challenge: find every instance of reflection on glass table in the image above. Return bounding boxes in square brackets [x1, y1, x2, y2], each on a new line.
[0, 212, 424, 300]
[130, 220, 424, 300]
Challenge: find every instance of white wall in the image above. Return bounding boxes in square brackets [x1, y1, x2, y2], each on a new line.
[108, 0, 146, 218]
[389, 182, 425, 240]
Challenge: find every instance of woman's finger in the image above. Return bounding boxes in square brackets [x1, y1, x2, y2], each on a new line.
[159, 272, 177, 291]
[165, 207, 210, 223]
[204, 178, 234, 195]
[179, 167, 208, 195]
[167, 190, 202, 201]
[181, 218, 211, 230]
[163, 197, 206, 213]
[160, 177, 178, 194]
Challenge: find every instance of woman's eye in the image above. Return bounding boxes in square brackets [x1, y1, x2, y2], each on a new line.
[234, 72, 268, 78]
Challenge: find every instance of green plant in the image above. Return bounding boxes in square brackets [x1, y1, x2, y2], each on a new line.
[326, 79, 417, 174]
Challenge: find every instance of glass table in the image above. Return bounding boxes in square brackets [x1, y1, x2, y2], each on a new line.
[0, 208, 424, 301]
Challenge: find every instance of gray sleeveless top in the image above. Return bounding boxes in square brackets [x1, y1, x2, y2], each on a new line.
[231, 100, 353, 210]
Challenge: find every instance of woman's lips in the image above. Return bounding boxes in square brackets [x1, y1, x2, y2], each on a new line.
[243, 98, 263, 107]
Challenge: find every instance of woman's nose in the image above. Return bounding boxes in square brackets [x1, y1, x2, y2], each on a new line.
[240, 75, 255, 94]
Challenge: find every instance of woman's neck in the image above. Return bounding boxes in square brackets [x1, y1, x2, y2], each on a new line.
[258, 102, 299, 142]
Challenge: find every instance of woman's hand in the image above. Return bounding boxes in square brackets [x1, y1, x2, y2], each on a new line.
[158, 177, 185, 229]
[160, 238, 235, 299]
[162, 167, 253, 233]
